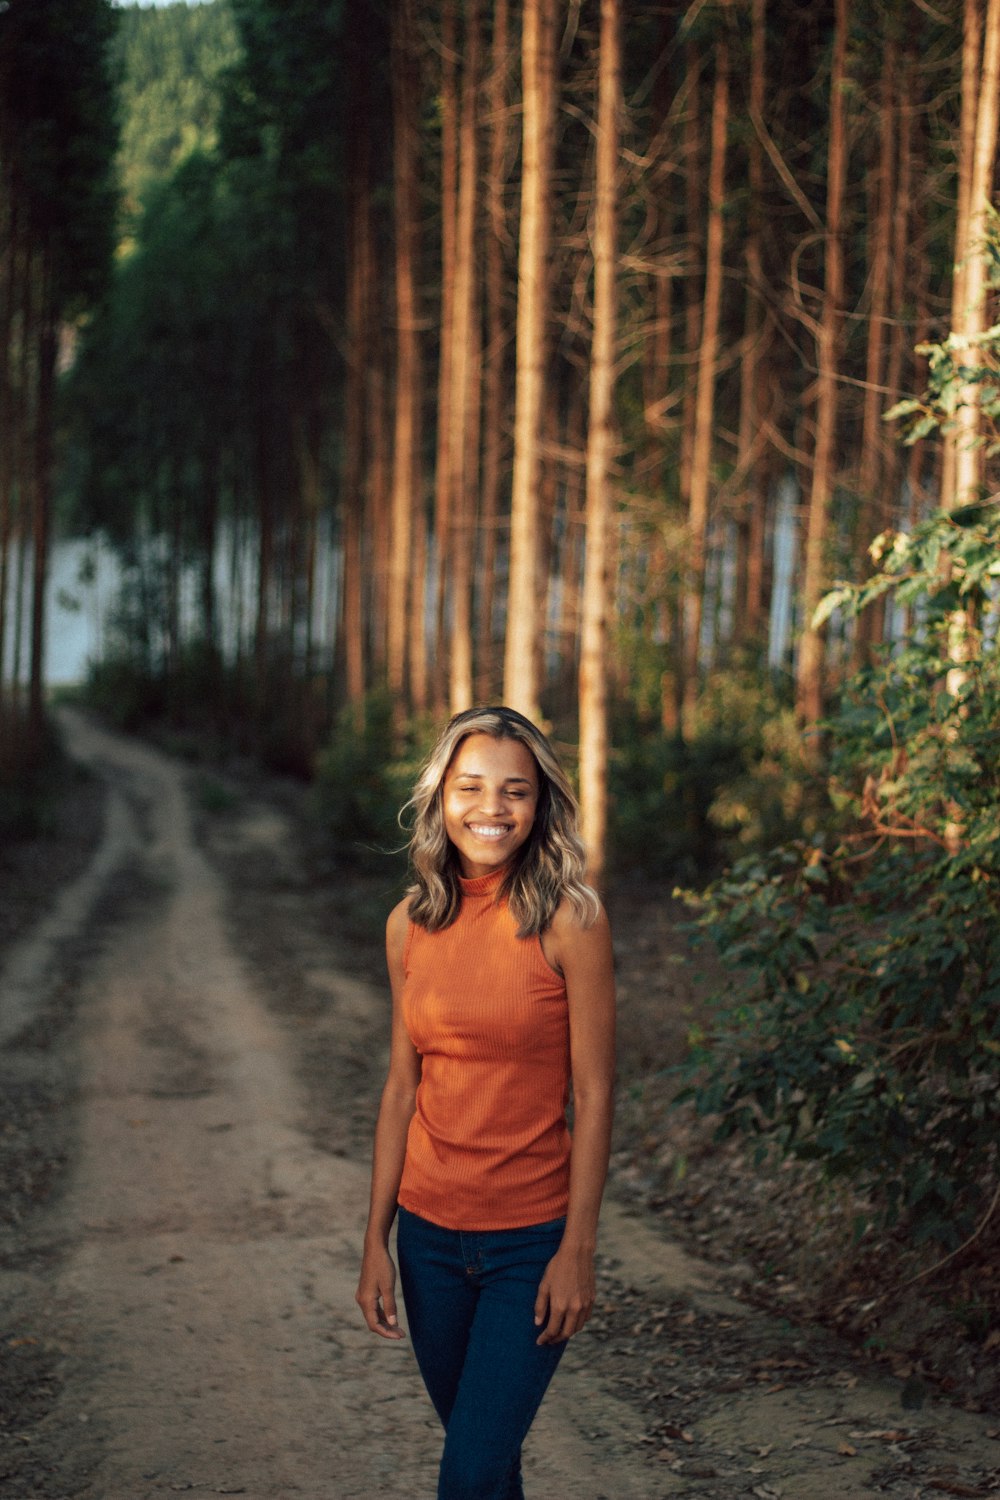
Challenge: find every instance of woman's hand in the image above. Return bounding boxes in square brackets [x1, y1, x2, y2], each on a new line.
[533, 1241, 596, 1345]
[356, 1242, 406, 1340]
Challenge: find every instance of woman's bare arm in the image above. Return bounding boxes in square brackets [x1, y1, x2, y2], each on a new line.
[535, 902, 616, 1344]
[355, 898, 421, 1340]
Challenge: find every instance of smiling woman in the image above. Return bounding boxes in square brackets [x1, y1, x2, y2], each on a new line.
[441, 735, 539, 879]
[356, 705, 616, 1500]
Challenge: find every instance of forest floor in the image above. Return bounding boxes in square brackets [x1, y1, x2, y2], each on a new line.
[0, 708, 998, 1500]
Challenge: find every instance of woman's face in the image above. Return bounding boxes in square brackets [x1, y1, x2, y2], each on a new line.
[441, 733, 540, 879]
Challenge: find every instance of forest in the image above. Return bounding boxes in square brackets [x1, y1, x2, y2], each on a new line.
[1, 0, 999, 1356]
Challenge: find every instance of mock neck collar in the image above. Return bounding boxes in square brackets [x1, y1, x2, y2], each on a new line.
[458, 864, 510, 898]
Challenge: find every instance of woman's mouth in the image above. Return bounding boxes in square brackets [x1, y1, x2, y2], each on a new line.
[466, 824, 511, 840]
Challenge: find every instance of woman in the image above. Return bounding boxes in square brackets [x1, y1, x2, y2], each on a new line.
[356, 705, 616, 1500]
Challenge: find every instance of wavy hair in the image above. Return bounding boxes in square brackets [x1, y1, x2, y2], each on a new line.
[403, 706, 600, 936]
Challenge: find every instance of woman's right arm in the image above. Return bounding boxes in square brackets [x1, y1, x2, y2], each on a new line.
[355, 898, 420, 1341]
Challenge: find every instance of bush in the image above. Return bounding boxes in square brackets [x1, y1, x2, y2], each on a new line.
[685, 503, 1000, 1250]
[609, 656, 818, 880]
[311, 693, 433, 868]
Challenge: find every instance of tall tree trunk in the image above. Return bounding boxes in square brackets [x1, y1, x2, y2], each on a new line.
[947, 0, 1000, 724]
[476, 0, 511, 702]
[448, 0, 481, 715]
[941, 0, 985, 511]
[795, 0, 849, 733]
[503, 0, 556, 721]
[679, 41, 703, 507]
[952, 0, 1000, 511]
[734, 0, 768, 648]
[681, 21, 729, 740]
[387, 0, 422, 714]
[342, 0, 376, 722]
[28, 264, 55, 748]
[432, 0, 459, 710]
[579, 0, 620, 887]
[853, 25, 898, 662]
[254, 396, 274, 711]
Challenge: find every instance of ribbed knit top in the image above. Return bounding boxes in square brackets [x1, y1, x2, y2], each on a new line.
[397, 865, 571, 1231]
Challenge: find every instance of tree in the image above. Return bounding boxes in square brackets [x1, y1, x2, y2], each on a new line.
[503, 0, 556, 722]
[387, 0, 422, 714]
[681, 4, 730, 739]
[794, 0, 850, 734]
[579, 0, 621, 886]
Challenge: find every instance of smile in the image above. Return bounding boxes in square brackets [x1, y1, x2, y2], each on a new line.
[467, 824, 512, 839]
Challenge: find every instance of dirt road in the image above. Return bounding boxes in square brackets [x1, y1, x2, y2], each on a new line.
[1, 711, 997, 1499]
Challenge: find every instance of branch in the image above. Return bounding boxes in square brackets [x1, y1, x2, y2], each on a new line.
[897, 1178, 1000, 1290]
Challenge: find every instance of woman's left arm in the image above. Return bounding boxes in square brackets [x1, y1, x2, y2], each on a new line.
[535, 902, 616, 1345]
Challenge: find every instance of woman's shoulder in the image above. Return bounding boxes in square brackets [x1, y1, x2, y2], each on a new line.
[548, 890, 609, 939]
[386, 895, 413, 964]
[542, 891, 610, 974]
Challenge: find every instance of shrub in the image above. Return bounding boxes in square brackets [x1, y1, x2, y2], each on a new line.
[685, 503, 1000, 1249]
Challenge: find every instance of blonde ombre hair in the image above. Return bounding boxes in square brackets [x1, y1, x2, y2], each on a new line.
[403, 706, 600, 936]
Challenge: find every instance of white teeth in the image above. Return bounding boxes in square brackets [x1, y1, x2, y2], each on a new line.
[468, 825, 509, 839]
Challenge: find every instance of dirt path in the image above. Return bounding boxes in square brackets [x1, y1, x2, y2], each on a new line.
[1, 712, 998, 1499]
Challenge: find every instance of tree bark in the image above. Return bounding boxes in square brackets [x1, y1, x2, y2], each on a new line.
[503, 0, 556, 721]
[342, 0, 376, 721]
[433, 0, 459, 709]
[579, 0, 620, 888]
[952, 0, 1000, 511]
[734, 0, 768, 648]
[448, 0, 481, 715]
[853, 25, 898, 662]
[681, 20, 728, 740]
[795, 0, 849, 734]
[941, 0, 985, 510]
[387, 0, 422, 713]
[477, 0, 511, 703]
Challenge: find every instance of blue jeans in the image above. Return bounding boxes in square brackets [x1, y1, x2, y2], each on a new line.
[396, 1205, 568, 1500]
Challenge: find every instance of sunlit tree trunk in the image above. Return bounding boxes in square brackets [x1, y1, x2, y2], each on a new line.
[387, 0, 422, 712]
[579, 0, 620, 887]
[644, 8, 677, 498]
[433, 0, 458, 709]
[679, 41, 702, 507]
[853, 25, 898, 663]
[946, 0, 1000, 734]
[477, 0, 511, 703]
[952, 0, 1000, 512]
[503, 0, 555, 721]
[795, 0, 849, 734]
[448, 0, 481, 715]
[941, 0, 985, 511]
[681, 21, 728, 740]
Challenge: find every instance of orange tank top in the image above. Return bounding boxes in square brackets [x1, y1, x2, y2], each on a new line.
[397, 866, 570, 1231]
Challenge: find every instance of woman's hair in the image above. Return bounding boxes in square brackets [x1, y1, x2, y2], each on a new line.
[403, 706, 600, 936]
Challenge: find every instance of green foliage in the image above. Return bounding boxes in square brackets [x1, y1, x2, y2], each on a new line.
[686, 506, 1000, 1248]
[311, 696, 433, 869]
[884, 222, 1000, 459]
[609, 657, 816, 879]
[112, 0, 241, 218]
